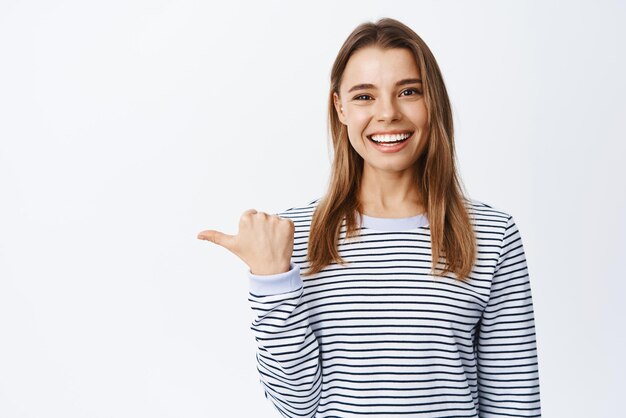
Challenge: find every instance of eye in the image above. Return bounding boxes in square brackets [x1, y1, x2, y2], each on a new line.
[353, 94, 372, 101]
[401, 88, 422, 96]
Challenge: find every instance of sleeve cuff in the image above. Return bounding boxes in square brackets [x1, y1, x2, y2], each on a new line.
[248, 262, 302, 296]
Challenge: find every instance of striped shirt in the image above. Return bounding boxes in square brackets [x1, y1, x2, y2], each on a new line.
[247, 197, 541, 417]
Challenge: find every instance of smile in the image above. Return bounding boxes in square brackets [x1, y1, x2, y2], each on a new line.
[366, 131, 414, 153]
[367, 131, 414, 144]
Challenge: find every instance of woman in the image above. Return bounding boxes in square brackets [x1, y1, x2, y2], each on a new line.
[198, 17, 541, 417]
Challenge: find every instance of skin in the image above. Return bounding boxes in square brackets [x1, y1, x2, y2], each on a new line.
[333, 46, 429, 218]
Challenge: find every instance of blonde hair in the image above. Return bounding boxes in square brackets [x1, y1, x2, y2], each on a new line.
[304, 17, 476, 281]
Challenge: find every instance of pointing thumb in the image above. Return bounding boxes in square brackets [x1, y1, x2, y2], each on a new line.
[197, 229, 235, 251]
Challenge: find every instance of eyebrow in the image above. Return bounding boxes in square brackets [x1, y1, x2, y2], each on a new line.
[347, 78, 422, 93]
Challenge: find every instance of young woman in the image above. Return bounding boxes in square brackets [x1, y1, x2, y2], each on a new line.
[198, 17, 541, 418]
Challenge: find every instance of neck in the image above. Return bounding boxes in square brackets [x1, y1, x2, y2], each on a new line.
[358, 164, 425, 217]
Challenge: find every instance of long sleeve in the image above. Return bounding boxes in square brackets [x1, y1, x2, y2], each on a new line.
[247, 262, 323, 418]
[476, 215, 541, 417]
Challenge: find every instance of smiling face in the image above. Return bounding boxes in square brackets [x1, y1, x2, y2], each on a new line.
[333, 46, 429, 174]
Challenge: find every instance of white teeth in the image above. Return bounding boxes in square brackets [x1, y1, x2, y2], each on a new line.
[370, 132, 412, 142]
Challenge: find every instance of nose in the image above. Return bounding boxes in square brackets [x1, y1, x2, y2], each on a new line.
[374, 96, 401, 123]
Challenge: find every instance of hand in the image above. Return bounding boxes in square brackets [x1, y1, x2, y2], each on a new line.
[197, 209, 295, 275]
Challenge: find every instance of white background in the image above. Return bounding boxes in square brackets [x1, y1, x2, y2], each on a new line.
[1, 0, 624, 417]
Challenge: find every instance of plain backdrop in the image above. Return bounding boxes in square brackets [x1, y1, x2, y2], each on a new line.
[1, 0, 624, 417]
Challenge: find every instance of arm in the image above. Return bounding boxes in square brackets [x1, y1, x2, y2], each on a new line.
[476, 215, 542, 417]
[248, 262, 323, 418]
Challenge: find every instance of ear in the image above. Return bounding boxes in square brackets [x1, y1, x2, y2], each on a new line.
[333, 92, 347, 125]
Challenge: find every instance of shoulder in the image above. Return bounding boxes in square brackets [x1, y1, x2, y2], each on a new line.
[462, 197, 522, 244]
[464, 196, 514, 226]
[274, 196, 321, 227]
[463, 198, 529, 271]
[272, 197, 321, 249]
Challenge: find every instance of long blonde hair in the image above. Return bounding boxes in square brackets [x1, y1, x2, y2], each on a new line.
[304, 17, 476, 281]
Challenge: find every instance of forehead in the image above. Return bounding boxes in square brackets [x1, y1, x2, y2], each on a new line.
[341, 46, 420, 88]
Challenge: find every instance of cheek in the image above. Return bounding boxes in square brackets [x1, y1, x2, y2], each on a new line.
[412, 104, 429, 128]
[346, 124, 369, 153]
[347, 114, 370, 136]
[347, 133, 368, 160]
[346, 128, 363, 149]
[347, 128, 369, 150]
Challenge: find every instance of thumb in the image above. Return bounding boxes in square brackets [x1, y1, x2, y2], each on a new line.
[197, 229, 236, 251]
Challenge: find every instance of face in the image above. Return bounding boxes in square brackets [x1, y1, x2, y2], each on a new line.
[333, 46, 429, 174]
